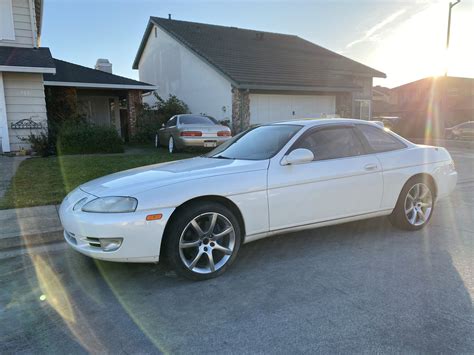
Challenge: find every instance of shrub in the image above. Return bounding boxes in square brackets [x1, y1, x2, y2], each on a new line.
[132, 94, 190, 143]
[56, 123, 124, 155]
[133, 103, 165, 143]
[23, 130, 53, 157]
[155, 94, 189, 119]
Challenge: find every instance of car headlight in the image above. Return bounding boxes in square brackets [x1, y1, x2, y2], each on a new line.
[81, 197, 138, 213]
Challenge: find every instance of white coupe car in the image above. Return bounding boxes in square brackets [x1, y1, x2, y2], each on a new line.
[59, 119, 457, 280]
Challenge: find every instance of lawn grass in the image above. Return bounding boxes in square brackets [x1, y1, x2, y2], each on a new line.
[0, 148, 196, 210]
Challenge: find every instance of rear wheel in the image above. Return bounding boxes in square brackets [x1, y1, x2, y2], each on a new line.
[389, 177, 435, 230]
[165, 202, 242, 280]
[168, 136, 180, 153]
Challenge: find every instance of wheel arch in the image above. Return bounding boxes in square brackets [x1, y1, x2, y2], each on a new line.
[159, 195, 246, 260]
[402, 173, 438, 199]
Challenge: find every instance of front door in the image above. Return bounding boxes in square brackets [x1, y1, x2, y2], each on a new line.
[267, 125, 383, 230]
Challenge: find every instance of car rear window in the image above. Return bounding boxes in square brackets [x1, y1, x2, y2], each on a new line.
[357, 124, 406, 153]
[179, 116, 217, 125]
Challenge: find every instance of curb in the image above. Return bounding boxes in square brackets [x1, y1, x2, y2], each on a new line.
[0, 230, 64, 251]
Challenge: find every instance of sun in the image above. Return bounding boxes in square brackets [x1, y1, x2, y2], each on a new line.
[371, 1, 474, 87]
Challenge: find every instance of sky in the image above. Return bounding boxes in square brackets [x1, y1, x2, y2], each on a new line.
[41, 0, 473, 88]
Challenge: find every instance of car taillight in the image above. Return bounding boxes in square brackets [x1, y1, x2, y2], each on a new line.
[217, 131, 231, 137]
[180, 131, 202, 137]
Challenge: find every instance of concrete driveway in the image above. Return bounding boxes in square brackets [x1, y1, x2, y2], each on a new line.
[1, 148, 473, 354]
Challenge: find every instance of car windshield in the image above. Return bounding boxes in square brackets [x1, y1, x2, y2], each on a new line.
[205, 124, 302, 160]
[179, 116, 218, 125]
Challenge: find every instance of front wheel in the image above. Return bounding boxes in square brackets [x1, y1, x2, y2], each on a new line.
[389, 177, 435, 231]
[165, 202, 242, 280]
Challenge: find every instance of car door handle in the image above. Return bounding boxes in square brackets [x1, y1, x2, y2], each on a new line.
[364, 164, 378, 171]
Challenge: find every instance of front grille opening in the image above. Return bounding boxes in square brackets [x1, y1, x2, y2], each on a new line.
[86, 237, 101, 248]
[65, 231, 77, 245]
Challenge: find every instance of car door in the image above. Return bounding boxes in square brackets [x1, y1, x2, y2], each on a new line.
[267, 125, 384, 230]
[160, 116, 176, 143]
[354, 123, 414, 210]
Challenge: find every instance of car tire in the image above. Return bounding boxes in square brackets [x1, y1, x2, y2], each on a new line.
[165, 201, 242, 280]
[389, 176, 435, 231]
[168, 136, 180, 154]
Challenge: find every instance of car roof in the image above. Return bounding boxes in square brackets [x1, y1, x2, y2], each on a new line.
[272, 118, 379, 127]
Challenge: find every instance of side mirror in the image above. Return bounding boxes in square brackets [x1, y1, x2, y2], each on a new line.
[281, 148, 314, 166]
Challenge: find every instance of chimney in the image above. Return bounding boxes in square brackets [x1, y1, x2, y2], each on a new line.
[168, 14, 172, 20]
[95, 59, 112, 74]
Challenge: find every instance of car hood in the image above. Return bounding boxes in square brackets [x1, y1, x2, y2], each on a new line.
[80, 157, 268, 197]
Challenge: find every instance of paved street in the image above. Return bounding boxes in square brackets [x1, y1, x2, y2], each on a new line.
[1, 147, 473, 354]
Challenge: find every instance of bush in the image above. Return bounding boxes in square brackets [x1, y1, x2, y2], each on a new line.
[132, 94, 189, 143]
[56, 123, 124, 155]
[23, 130, 54, 157]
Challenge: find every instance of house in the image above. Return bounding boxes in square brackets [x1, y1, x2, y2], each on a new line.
[133, 17, 386, 132]
[390, 76, 474, 137]
[0, 0, 53, 153]
[43, 59, 155, 142]
[372, 85, 398, 117]
[0, 0, 155, 153]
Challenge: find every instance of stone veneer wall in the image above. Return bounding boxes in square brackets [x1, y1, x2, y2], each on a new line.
[127, 90, 142, 138]
[231, 88, 250, 133]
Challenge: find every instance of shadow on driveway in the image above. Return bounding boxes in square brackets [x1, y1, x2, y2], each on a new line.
[1, 196, 473, 353]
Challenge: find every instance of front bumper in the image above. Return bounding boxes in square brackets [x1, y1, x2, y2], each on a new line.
[176, 136, 230, 148]
[59, 188, 174, 263]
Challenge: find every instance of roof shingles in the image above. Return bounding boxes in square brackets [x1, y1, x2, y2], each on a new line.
[44, 59, 154, 88]
[134, 17, 385, 89]
[0, 47, 55, 69]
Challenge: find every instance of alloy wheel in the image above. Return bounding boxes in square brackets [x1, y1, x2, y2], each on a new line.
[168, 136, 174, 153]
[404, 183, 433, 226]
[178, 212, 236, 274]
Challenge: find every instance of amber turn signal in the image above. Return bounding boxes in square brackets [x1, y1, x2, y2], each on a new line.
[146, 214, 163, 221]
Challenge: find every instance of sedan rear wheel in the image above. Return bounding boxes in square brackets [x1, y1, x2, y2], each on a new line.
[165, 202, 241, 280]
[168, 136, 175, 153]
[404, 183, 433, 227]
[389, 177, 435, 230]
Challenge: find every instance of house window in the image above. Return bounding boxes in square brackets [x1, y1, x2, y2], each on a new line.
[154, 27, 158, 38]
[0, 0, 15, 40]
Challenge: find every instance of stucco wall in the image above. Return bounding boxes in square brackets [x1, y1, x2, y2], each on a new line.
[4, 72, 47, 151]
[0, 0, 35, 48]
[138, 25, 232, 122]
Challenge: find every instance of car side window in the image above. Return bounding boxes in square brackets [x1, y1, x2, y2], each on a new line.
[357, 125, 406, 153]
[166, 116, 177, 128]
[293, 127, 365, 161]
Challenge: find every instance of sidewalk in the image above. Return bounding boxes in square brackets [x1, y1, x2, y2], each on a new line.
[0, 205, 63, 250]
[0, 155, 27, 199]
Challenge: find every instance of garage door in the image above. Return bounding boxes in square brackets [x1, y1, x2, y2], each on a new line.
[249, 94, 336, 124]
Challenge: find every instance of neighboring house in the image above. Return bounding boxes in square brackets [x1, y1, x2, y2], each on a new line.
[372, 85, 398, 117]
[133, 17, 386, 132]
[390, 76, 474, 136]
[0, 0, 53, 152]
[43, 59, 155, 142]
[0, 0, 155, 153]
